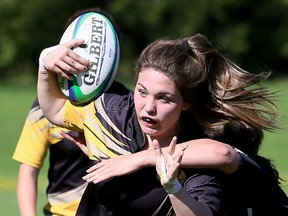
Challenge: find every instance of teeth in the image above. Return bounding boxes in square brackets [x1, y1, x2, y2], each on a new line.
[145, 118, 151, 122]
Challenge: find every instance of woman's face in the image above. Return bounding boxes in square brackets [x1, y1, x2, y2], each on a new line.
[134, 68, 187, 143]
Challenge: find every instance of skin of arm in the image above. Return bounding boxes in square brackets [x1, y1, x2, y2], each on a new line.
[17, 164, 40, 216]
[37, 39, 90, 127]
[80, 137, 240, 184]
[147, 138, 240, 173]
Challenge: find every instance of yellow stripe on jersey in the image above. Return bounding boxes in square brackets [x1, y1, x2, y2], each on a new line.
[13, 106, 51, 168]
[63, 96, 138, 162]
[84, 117, 132, 161]
[47, 182, 88, 204]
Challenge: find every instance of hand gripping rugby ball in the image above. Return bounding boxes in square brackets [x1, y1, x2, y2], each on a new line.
[58, 12, 120, 105]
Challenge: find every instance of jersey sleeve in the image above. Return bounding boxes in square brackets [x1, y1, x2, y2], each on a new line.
[183, 170, 223, 215]
[12, 103, 51, 169]
[233, 152, 288, 214]
[62, 100, 88, 132]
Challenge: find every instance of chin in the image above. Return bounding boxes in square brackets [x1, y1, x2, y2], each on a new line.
[141, 127, 157, 137]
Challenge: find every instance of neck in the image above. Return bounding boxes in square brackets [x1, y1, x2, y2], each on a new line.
[145, 123, 181, 149]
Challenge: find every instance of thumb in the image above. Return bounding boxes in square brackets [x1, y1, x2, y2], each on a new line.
[59, 130, 89, 155]
[153, 139, 170, 185]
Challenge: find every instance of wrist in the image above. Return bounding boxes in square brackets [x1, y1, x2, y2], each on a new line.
[135, 149, 155, 168]
[163, 178, 182, 194]
[39, 45, 60, 71]
[159, 157, 182, 194]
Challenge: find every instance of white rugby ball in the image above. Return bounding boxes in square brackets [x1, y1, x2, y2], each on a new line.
[58, 12, 120, 104]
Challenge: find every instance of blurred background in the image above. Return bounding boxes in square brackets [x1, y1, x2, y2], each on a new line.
[1, 0, 288, 83]
[0, 0, 288, 215]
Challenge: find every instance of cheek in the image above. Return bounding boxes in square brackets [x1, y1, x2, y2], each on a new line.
[159, 105, 182, 123]
[134, 93, 143, 114]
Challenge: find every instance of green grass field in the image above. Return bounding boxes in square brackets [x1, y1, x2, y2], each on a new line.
[0, 80, 287, 215]
[0, 84, 51, 215]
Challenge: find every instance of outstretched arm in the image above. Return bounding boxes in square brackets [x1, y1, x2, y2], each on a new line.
[37, 39, 90, 126]
[81, 137, 240, 184]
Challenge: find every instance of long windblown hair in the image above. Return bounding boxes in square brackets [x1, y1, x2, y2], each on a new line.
[135, 33, 282, 181]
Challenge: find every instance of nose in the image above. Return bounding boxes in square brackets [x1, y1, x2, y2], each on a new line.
[144, 98, 156, 115]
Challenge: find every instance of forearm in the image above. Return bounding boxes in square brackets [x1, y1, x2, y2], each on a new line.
[83, 139, 240, 184]
[137, 139, 240, 174]
[37, 69, 66, 127]
[168, 187, 213, 216]
[37, 39, 89, 126]
[17, 164, 39, 216]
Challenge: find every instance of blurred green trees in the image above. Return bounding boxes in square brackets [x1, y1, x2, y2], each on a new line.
[1, 0, 288, 83]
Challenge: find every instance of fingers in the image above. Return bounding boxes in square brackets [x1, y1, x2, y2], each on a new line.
[64, 47, 91, 70]
[59, 130, 76, 142]
[167, 136, 177, 155]
[63, 38, 91, 70]
[172, 143, 188, 161]
[83, 171, 112, 184]
[152, 138, 162, 157]
[42, 39, 91, 79]
[152, 136, 187, 184]
[59, 130, 89, 155]
[53, 49, 90, 77]
[83, 162, 114, 184]
[63, 38, 86, 49]
[86, 162, 104, 173]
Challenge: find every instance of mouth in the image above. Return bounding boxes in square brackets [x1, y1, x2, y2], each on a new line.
[142, 117, 157, 125]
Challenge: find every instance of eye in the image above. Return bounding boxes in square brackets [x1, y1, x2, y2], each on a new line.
[138, 89, 147, 97]
[159, 95, 171, 103]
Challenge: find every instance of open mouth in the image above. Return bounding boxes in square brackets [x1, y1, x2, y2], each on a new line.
[142, 117, 156, 124]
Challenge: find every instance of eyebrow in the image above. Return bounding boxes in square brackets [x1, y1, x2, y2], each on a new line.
[137, 83, 175, 97]
[137, 83, 146, 89]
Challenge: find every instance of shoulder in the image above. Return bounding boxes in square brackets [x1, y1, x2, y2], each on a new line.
[94, 81, 134, 115]
[101, 81, 134, 108]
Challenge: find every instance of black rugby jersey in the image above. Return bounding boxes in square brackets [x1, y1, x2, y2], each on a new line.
[63, 82, 288, 215]
[61, 82, 223, 215]
[222, 152, 288, 216]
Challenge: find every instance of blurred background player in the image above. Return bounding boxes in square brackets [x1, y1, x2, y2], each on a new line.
[12, 98, 89, 216]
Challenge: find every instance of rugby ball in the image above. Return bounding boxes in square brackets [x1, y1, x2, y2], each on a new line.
[58, 12, 120, 105]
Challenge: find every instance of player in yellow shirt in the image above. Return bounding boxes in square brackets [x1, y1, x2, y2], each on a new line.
[13, 98, 89, 216]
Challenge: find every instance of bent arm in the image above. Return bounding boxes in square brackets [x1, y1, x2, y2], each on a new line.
[38, 67, 66, 126]
[17, 164, 39, 216]
[37, 39, 90, 126]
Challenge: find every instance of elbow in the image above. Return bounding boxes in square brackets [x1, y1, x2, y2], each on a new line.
[214, 143, 241, 174]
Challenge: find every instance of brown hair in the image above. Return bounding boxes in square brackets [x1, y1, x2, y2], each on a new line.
[135, 33, 279, 135]
[135, 33, 282, 181]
